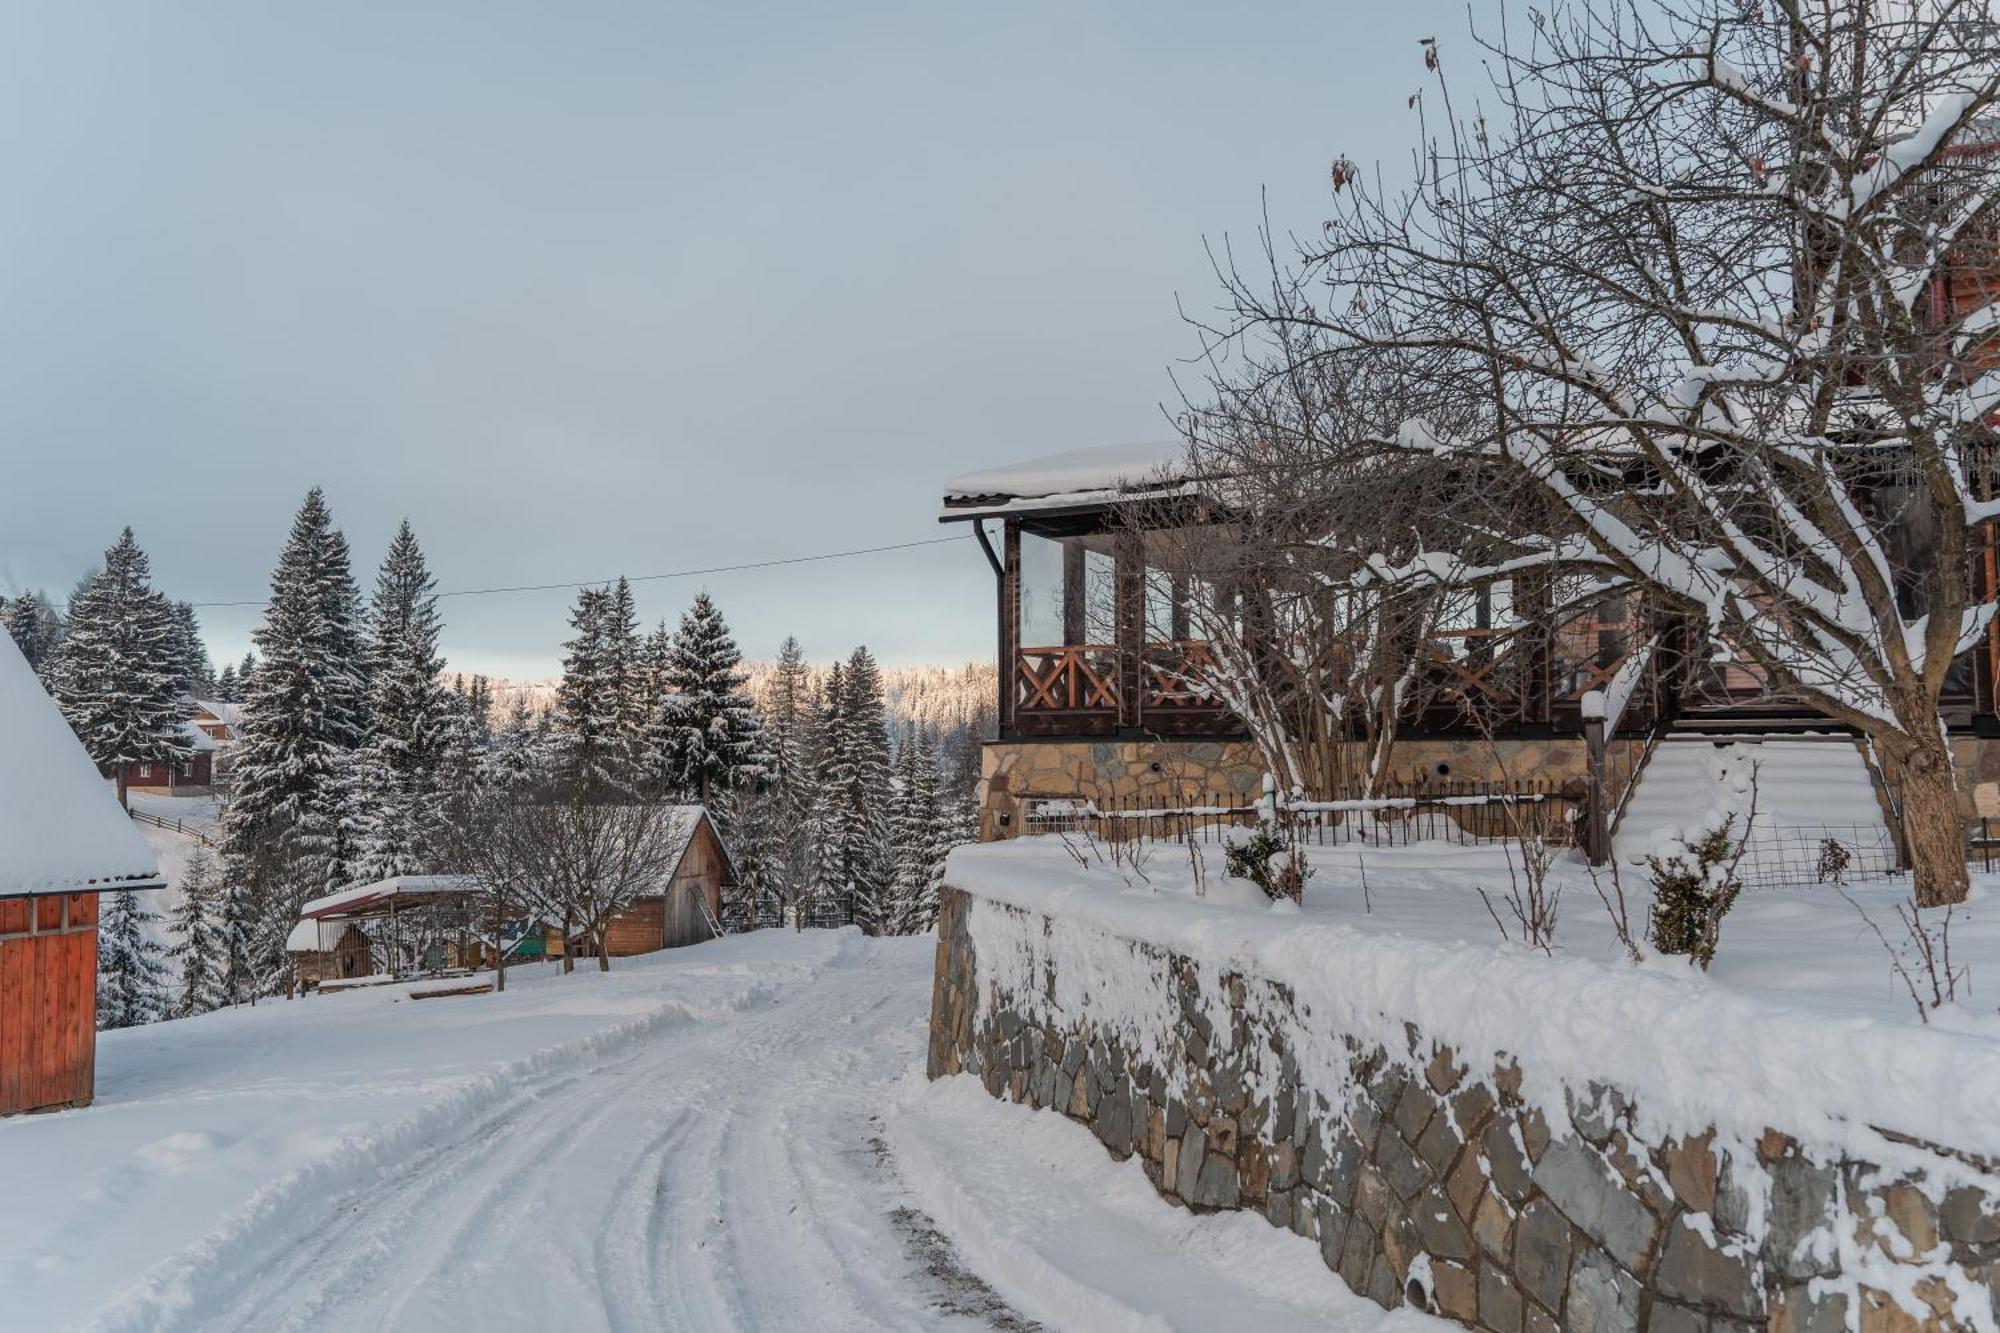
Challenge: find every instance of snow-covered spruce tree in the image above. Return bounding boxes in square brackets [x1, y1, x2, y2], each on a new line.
[165, 846, 226, 1019]
[353, 521, 453, 879]
[51, 529, 192, 805]
[483, 694, 552, 790]
[220, 489, 368, 983]
[172, 602, 216, 698]
[649, 593, 771, 808]
[235, 652, 257, 696]
[552, 585, 640, 795]
[837, 647, 897, 934]
[4, 591, 63, 684]
[98, 888, 168, 1029]
[1201, 0, 2000, 906]
[755, 636, 821, 923]
[887, 729, 947, 935]
[214, 662, 238, 702]
[215, 868, 262, 1007]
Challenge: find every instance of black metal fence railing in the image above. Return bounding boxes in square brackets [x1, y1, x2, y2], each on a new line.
[1021, 780, 1583, 849]
[719, 892, 858, 933]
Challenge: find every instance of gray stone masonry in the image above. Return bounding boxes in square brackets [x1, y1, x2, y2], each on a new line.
[926, 889, 2000, 1332]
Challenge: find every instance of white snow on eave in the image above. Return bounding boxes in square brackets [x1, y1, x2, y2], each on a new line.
[941, 442, 1193, 505]
[0, 635, 161, 897]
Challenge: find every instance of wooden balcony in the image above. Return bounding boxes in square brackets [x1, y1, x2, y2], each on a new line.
[1011, 642, 1241, 738]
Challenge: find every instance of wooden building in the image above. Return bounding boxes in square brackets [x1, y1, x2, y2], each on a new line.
[117, 723, 218, 795]
[286, 875, 481, 994]
[0, 636, 164, 1115]
[597, 807, 737, 956]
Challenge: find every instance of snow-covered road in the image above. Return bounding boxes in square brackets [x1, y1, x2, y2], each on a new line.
[7, 928, 1424, 1333]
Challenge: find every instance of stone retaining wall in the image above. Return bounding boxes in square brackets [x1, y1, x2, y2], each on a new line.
[927, 888, 2000, 1331]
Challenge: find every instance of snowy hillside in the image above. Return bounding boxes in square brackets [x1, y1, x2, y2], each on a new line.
[482, 660, 998, 741]
[0, 928, 1427, 1333]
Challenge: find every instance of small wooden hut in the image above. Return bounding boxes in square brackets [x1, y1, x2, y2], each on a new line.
[286, 875, 482, 994]
[0, 636, 164, 1115]
[597, 806, 737, 956]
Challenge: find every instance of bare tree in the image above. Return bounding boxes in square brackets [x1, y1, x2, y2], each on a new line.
[443, 775, 693, 975]
[1194, 0, 2000, 904]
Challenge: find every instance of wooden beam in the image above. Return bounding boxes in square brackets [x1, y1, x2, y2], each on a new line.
[1115, 526, 1144, 731]
[1000, 520, 1021, 738]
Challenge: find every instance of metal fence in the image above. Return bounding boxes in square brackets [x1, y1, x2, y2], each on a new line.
[1021, 779, 1582, 849]
[719, 892, 858, 933]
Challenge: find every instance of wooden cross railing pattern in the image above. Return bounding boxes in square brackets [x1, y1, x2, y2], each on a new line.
[1016, 645, 1120, 713]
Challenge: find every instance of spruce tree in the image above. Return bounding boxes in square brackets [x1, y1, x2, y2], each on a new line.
[353, 521, 452, 879]
[172, 602, 216, 697]
[98, 889, 169, 1029]
[215, 662, 239, 702]
[553, 585, 636, 793]
[650, 593, 770, 807]
[483, 694, 550, 790]
[811, 662, 855, 918]
[51, 529, 191, 804]
[4, 591, 62, 684]
[237, 652, 257, 695]
[888, 729, 949, 935]
[840, 646, 897, 933]
[220, 488, 368, 984]
[759, 636, 819, 914]
[166, 846, 226, 1018]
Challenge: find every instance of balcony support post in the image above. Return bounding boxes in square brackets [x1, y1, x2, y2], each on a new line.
[1115, 524, 1144, 732]
[1000, 520, 1021, 738]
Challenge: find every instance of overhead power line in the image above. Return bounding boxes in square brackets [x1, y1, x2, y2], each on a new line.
[187, 534, 969, 610]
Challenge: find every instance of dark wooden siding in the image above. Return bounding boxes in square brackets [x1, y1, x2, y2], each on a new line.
[0, 892, 100, 1116]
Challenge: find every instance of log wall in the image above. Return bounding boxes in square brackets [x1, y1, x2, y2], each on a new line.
[0, 893, 99, 1116]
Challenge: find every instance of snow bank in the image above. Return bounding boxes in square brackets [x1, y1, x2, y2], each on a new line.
[943, 442, 1191, 501]
[943, 839, 2000, 1166]
[887, 1074, 1439, 1333]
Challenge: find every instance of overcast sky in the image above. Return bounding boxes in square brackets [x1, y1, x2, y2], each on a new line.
[0, 0, 1476, 678]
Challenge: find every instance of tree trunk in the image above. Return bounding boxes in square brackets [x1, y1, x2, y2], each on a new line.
[117, 763, 130, 810]
[562, 909, 575, 974]
[1888, 740, 1969, 907]
[595, 926, 610, 972]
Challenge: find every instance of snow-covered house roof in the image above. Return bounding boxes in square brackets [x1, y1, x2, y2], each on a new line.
[192, 700, 244, 729]
[300, 874, 482, 920]
[181, 721, 220, 753]
[939, 442, 1216, 521]
[657, 805, 737, 886]
[0, 634, 163, 898]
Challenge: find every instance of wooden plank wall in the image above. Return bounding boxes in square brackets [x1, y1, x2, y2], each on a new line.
[0, 893, 98, 1116]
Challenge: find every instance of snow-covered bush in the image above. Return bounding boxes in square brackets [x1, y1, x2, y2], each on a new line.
[1223, 821, 1311, 901]
[1644, 815, 1748, 969]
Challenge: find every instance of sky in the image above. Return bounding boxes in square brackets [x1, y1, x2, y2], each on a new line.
[0, 0, 1480, 678]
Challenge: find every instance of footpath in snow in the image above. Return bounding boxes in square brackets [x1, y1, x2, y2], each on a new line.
[0, 925, 1427, 1333]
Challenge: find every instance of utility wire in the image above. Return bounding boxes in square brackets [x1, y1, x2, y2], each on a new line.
[186, 534, 969, 610]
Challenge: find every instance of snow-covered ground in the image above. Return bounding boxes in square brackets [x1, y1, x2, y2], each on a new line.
[950, 836, 2000, 1164]
[1614, 735, 1889, 859]
[0, 926, 1432, 1332]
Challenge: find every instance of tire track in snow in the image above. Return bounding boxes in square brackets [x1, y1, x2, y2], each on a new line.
[106, 935, 1025, 1332]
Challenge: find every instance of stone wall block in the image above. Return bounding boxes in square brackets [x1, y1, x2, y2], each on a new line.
[1566, 1245, 1642, 1333]
[1532, 1136, 1661, 1273]
[1478, 1265, 1525, 1333]
[1513, 1198, 1576, 1314]
[1763, 1156, 1841, 1282]
[1655, 1214, 1764, 1319]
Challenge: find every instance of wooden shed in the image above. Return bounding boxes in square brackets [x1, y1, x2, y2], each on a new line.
[598, 807, 738, 956]
[0, 636, 164, 1115]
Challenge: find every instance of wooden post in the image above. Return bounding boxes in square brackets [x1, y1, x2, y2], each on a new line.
[1062, 539, 1086, 646]
[1170, 572, 1190, 642]
[1000, 520, 1021, 738]
[1583, 711, 1610, 866]
[1115, 526, 1144, 731]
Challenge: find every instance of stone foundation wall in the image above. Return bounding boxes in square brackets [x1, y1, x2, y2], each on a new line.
[977, 737, 1620, 841]
[928, 888, 2000, 1331]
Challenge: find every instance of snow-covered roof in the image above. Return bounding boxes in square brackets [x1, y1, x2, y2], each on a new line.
[0, 635, 163, 897]
[301, 874, 482, 919]
[181, 721, 220, 753]
[191, 700, 243, 729]
[286, 918, 326, 952]
[940, 442, 1213, 520]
